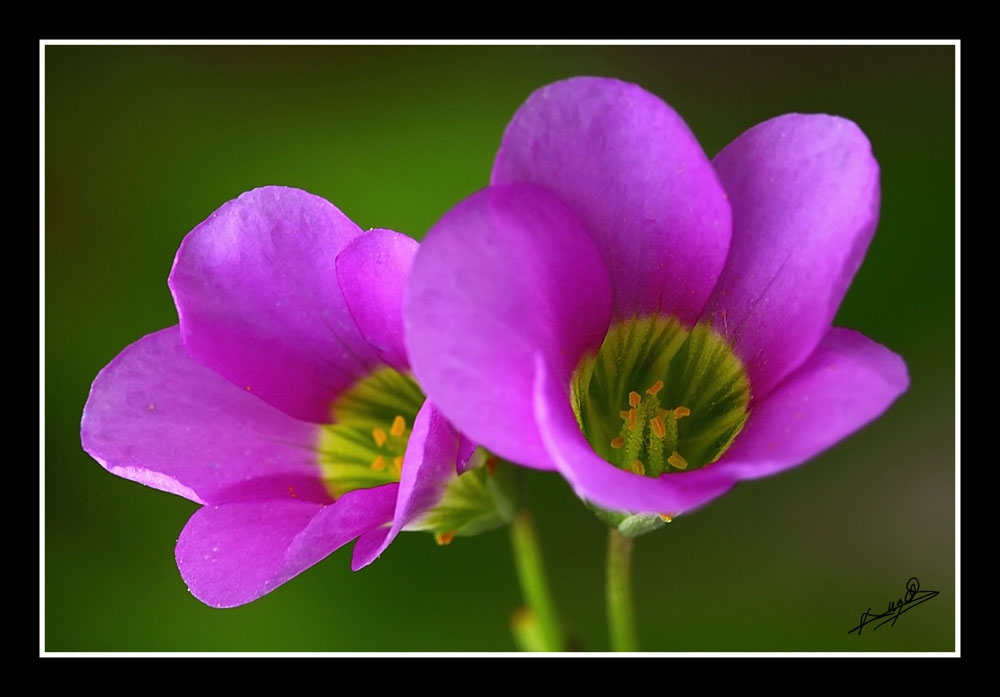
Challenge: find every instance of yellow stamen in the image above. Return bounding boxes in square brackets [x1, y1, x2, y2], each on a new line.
[650, 415, 666, 439]
[393, 456, 404, 474]
[673, 406, 691, 419]
[435, 530, 457, 546]
[630, 459, 645, 475]
[372, 427, 388, 447]
[667, 451, 688, 470]
[390, 415, 406, 437]
[646, 380, 664, 396]
[610, 437, 626, 449]
[371, 455, 387, 471]
[628, 391, 642, 407]
[627, 408, 637, 430]
[659, 513, 674, 523]
[620, 410, 631, 420]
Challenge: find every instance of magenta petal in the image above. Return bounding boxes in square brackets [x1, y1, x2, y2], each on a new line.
[169, 186, 378, 424]
[350, 401, 459, 570]
[492, 77, 731, 322]
[176, 485, 398, 608]
[709, 327, 908, 480]
[337, 228, 418, 372]
[533, 355, 738, 515]
[81, 327, 330, 505]
[535, 328, 907, 517]
[405, 184, 612, 470]
[456, 434, 478, 475]
[706, 114, 881, 400]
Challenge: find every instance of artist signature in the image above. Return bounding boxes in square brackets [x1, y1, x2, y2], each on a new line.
[848, 577, 939, 635]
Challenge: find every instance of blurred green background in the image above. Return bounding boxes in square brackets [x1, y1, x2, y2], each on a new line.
[44, 44, 955, 652]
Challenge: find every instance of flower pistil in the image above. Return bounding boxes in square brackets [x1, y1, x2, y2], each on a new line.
[611, 381, 690, 476]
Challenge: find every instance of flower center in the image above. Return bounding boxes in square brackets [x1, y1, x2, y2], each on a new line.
[570, 316, 751, 477]
[318, 366, 425, 499]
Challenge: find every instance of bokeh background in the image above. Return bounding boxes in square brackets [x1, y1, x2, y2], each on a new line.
[44, 44, 956, 652]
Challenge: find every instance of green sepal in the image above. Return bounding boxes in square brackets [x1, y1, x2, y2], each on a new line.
[408, 455, 518, 537]
[586, 501, 668, 537]
[615, 513, 668, 537]
[586, 501, 629, 528]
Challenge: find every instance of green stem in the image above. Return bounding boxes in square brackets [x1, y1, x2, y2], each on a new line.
[509, 508, 564, 651]
[606, 528, 638, 651]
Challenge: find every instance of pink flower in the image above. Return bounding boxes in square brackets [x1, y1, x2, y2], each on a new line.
[82, 187, 477, 607]
[404, 77, 908, 525]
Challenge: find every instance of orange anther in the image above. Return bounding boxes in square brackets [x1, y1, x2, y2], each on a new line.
[646, 380, 664, 396]
[390, 415, 406, 437]
[673, 406, 691, 419]
[627, 408, 637, 430]
[372, 427, 388, 447]
[667, 451, 688, 470]
[628, 391, 642, 407]
[371, 455, 387, 472]
[610, 437, 626, 449]
[650, 415, 666, 439]
[630, 460, 645, 475]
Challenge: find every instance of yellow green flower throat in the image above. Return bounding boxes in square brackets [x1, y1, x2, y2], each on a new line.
[571, 316, 751, 477]
[317, 367, 424, 499]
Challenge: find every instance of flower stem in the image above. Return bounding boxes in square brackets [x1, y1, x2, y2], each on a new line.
[606, 528, 638, 651]
[509, 508, 564, 651]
